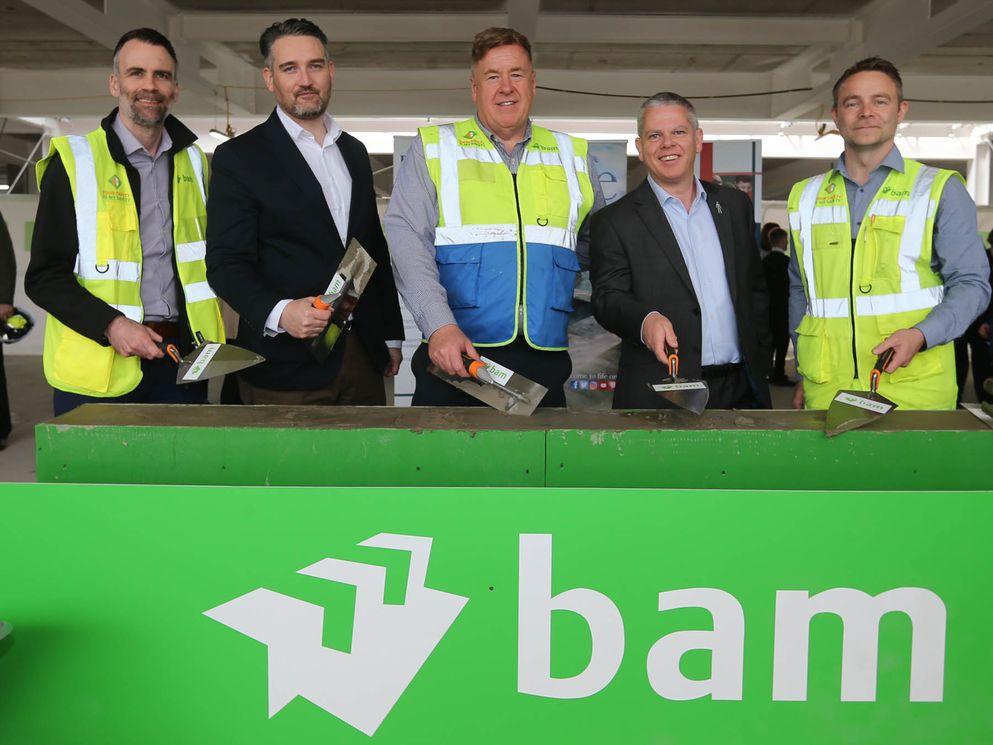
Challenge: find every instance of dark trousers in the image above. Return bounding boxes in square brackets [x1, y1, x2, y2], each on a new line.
[411, 336, 571, 408]
[0, 343, 10, 440]
[237, 332, 386, 406]
[53, 336, 207, 417]
[955, 332, 993, 404]
[770, 313, 789, 379]
[704, 363, 764, 409]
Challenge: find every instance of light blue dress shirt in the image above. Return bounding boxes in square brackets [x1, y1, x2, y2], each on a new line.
[646, 176, 741, 366]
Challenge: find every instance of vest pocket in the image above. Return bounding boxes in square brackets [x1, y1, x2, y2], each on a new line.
[794, 315, 830, 383]
[96, 209, 139, 266]
[436, 244, 482, 309]
[866, 215, 905, 286]
[875, 316, 945, 383]
[53, 326, 115, 394]
[550, 250, 580, 312]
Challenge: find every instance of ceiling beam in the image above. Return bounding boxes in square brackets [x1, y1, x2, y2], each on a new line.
[771, 0, 993, 120]
[175, 12, 855, 47]
[507, 1, 540, 43]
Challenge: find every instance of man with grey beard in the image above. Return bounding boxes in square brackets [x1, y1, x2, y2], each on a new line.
[26, 28, 222, 415]
[206, 19, 404, 404]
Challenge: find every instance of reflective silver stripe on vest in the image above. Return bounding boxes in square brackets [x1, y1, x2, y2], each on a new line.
[811, 205, 849, 224]
[75, 259, 140, 283]
[795, 173, 829, 315]
[525, 224, 574, 250]
[895, 166, 938, 295]
[111, 304, 143, 322]
[185, 146, 207, 206]
[66, 136, 99, 275]
[176, 240, 206, 263]
[808, 298, 849, 318]
[437, 125, 463, 228]
[435, 224, 518, 246]
[551, 132, 582, 246]
[855, 285, 944, 316]
[183, 281, 217, 304]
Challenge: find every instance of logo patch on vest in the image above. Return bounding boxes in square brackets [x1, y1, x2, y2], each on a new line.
[464, 130, 477, 140]
[825, 182, 836, 194]
[108, 175, 122, 188]
[881, 186, 910, 197]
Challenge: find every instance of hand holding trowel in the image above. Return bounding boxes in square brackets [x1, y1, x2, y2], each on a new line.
[310, 238, 376, 363]
[429, 353, 548, 416]
[162, 332, 265, 385]
[824, 349, 897, 437]
[647, 343, 709, 415]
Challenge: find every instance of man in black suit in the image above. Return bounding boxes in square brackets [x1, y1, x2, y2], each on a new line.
[590, 92, 771, 410]
[206, 18, 403, 405]
[763, 227, 793, 386]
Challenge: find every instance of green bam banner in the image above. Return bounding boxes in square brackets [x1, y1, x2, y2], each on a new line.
[1, 483, 991, 743]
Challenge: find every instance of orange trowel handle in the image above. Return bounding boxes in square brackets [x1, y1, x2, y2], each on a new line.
[869, 348, 896, 392]
[461, 354, 487, 380]
[664, 343, 679, 378]
[312, 296, 331, 311]
[162, 343, 182, 364]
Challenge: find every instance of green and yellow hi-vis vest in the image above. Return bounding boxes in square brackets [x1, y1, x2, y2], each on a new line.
[787, 159, 958, 410]
[36, 127, 224, 397]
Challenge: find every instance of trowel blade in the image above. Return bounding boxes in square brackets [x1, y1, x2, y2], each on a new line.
[647, 377, 710, 415]
[175, 342, 266, 384]
[824, 390, 897, 437]
[429, 357, 548, 416]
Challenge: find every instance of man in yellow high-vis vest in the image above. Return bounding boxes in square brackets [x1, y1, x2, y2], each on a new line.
[385, 27, 605, 407]
[788, 57, 990, 411]
[26, 28, 223, 416]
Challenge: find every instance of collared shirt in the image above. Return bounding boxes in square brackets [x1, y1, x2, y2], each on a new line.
[644, 176, 741, 366]
[266, 107, 363, 339]
[384, 118, 606, 340]
[788, 145, 991, 349]
[112, 115, 178, 322]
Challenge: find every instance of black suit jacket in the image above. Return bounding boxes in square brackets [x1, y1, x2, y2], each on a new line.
[206, 110, 404, 390]
[590, 178, 772, 409]
[762, 250, 791, 327]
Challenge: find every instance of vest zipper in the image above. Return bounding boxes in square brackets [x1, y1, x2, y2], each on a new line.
[849, 238, 858, 379]
[512, 172, 525, 336]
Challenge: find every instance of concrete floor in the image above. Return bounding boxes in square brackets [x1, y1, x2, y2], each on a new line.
[1, 352, 982, 484]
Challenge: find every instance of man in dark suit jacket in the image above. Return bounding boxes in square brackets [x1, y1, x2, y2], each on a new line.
[206, 19, 403, 405]
[762, 227, 793, 386]
[591, 92, 771, 410]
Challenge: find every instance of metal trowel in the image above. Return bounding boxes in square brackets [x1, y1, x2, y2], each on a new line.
[647, 345, 709, 415]
[310, 239, 377, 363]
[825, 349, 897, 437]
[163, 332, 265, 385]
[429, 354, 548, 415]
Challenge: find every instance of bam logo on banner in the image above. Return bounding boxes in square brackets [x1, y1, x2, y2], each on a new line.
[206, 534, 945, 737]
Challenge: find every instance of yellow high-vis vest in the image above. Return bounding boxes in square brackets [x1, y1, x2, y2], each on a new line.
[36, 127, 224, 397]
[419, 118, 595, 350]
[787, 158, 958, 410]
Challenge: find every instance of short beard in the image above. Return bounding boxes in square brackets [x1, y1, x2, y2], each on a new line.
[128, 100, 167, 128]
[288, 97, 328, 120]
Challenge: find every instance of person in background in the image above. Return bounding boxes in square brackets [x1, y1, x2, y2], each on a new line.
[953, 231, 993, 404]
[763, 227, 793, 386]
[0, 212, 14, 448]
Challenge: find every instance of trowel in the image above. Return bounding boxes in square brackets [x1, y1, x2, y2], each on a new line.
[824, 349, 897, 437]
[163, 332, 265, 385]
[310, 239, 377, 363]
[429, 354, 548, 416]
[647, 345, 709, 415]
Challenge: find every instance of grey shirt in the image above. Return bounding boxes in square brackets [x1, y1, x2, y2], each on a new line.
[112, 116, 179, 322]
[789, 145, 991, 349]
[384, 119, 606, 339]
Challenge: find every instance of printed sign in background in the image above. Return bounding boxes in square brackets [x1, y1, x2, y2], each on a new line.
[1, 483, 991, 743]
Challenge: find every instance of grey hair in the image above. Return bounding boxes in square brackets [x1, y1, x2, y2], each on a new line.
[637, 92, 699, 134]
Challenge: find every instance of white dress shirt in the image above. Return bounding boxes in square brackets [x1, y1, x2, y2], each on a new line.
[265, 107, 352, 336]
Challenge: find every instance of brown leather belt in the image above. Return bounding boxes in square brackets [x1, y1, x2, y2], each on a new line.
[143, 320, 181, 338]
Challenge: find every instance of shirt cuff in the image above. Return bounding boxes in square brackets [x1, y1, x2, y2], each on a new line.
[386, 340, 403, 349]
[640, 311, 662, 346]
[264, 299, 292, 337]
[912, 321, 934, 350]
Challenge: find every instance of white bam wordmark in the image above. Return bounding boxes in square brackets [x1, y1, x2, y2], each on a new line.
[204, 533, 469, 736]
